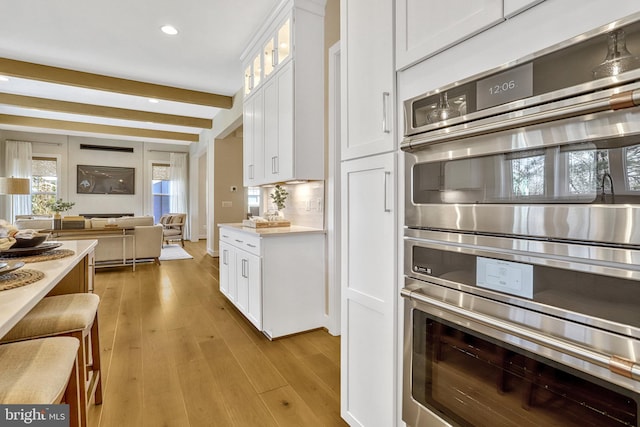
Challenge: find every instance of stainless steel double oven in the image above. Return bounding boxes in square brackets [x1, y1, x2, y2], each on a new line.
[401, 13, 640, 427]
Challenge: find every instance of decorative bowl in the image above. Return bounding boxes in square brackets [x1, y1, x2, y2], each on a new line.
[11, 233, 49, 248]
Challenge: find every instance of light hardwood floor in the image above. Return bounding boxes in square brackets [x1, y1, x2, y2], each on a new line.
[88, 241, 346, 427]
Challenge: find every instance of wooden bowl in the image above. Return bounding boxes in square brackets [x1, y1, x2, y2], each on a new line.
[11, 233, 49, 248]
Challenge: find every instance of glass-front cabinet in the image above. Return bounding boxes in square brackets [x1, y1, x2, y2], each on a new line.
[246, 16, 292, 97]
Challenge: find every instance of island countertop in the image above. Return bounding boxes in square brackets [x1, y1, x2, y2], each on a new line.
[218, 223, 325, 237]
[0, 239, 97, 339]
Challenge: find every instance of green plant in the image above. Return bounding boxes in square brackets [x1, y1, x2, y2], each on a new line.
[46, 198, 75, 214]
[270, 184, 288, 211]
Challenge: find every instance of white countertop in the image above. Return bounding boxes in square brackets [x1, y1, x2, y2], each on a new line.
[219, 223, 325, 236]
[0, 239, 97, 339]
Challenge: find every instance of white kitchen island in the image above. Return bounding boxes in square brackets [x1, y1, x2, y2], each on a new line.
[218, 223, 326, 339]
[0, 239, 97, 339]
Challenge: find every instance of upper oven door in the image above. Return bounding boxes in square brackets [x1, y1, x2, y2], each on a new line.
[404, 96, 640, 246]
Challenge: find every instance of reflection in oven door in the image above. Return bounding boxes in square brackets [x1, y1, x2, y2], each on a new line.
[410, 309, 638, 427]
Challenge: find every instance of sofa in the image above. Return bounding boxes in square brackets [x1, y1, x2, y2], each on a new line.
[14, 215, 163, 265]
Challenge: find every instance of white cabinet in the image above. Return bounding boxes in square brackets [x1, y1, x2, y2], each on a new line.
[243, 90, 264, 187]
[341, 153, 396, 427]
[504, 0, 545, 18]
[218, 225, 326, 339]
[235, 249, 262, 329]
[341, 0, 395, 160]
[219, 241, 234, 301]
[241, 0, 325, 186]
[263, 61, 294, 183]
[395, 0, 504, 70]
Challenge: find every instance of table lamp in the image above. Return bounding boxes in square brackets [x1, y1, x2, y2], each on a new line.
[0, 177, 31, 223]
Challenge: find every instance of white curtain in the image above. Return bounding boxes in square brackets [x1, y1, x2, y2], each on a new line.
[5, 140, 33, 218]
[169, 152, 188, 237]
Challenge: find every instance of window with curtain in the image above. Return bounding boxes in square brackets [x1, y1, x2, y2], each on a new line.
[31, 156, 58, 215]
[5, 140, 33, 217]
[152, 163, 170, 223]
[169, 152, 188, 238]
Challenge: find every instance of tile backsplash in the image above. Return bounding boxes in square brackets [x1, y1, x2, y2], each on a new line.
[260, 181, 324, 229]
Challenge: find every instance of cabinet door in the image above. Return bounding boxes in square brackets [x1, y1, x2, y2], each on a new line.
[219, 241, 233, 300]
[243, 90, 264, 187]
[264, 61, 294, 183]
[341, 0, 394, 160]
[504, 0, 544, 18]
[276, 18, 291, 66]
[236, 251, 249, 314]
[246, 252, 262, 329]
[263, 37, 276, 79]
[341, 152, 396, 427]
[396, 0, 503, 69]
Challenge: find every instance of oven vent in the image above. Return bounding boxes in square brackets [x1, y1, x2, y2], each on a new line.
[80, 144, 134, 153]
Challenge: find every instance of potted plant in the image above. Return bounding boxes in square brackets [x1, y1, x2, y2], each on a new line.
[46, 198, 75, 229]
[269, 184, 288, 220]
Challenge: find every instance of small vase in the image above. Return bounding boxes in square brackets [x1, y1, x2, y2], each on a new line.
[53, 213, 62, 230]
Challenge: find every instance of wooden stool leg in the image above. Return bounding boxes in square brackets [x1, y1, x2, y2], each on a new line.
[64, 354, 81, 427]
[90, 314, 103, 405]
[70, 330, 88, 427]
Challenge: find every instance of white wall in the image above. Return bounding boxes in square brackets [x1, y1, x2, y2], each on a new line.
[0, 130, 189, 221]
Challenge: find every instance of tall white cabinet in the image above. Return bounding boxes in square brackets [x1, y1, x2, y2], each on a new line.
[241, 0, 326, 186]
[340, 0, 398, 426]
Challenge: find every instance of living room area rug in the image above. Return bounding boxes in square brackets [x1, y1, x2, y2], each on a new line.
[159, 244, 193, 261]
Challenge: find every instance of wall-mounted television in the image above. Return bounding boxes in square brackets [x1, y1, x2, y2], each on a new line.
[77, 165, 135, 195]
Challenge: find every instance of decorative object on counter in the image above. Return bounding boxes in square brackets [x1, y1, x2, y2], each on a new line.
[0, 268, 44, 291]
[11, 231, 49, 248]
[269, 184, 289, 219]
[427, 91, 461, 124]
[0, 248, 74, 263]
[46, 198, 75, 230]
[242, 218, 291, 228]
[0, 242, 64, 259]
[592, 29, 640, 79]
[0, 177, 30, 223]
[0, 220, 18, 250]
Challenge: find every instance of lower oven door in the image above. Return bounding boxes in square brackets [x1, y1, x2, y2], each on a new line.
[402, 279, 640, 427]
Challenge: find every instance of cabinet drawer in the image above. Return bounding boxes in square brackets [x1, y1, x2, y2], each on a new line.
[219, 228, 261, 256]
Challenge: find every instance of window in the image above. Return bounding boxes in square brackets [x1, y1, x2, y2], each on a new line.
[152, 163, 170, 223]
[625, 145, 640, 191]
[509, 151, 545, 197]
[248, 187, 261, 217]
[31, 156, 58, 215]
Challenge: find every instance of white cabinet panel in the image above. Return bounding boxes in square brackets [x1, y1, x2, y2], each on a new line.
[218, 226, 325, 339]
[341, 0, 394, 160]
[341, 152, 396, 426]
[241, 3, 324, 185]
[396, 0, 504, 70]
[243, 92, 264, 187]
[504, 0, 545, 19]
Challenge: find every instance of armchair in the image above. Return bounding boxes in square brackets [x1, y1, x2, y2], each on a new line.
[160, 213, 186, 247]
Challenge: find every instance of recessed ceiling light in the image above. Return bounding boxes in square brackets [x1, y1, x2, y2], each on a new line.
[148, 98, 160, 104]
[0, 76, 9, 82]
[161, 25, 178, 35]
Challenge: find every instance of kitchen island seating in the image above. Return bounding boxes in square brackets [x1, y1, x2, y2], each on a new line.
[0, 336, 81, 427]
[0, 293, 102, 427]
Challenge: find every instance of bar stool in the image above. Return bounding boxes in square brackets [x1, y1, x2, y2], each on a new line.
[0, 293, 102, 427]
[0, 337, 81, 427]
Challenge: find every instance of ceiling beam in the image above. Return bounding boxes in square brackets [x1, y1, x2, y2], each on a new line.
[0, 93, 213, 128]
[0, 58, 233, 109]
[0, 114, 199, 142]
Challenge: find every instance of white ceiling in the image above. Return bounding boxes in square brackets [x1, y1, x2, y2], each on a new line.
[0, 0, 281, 144]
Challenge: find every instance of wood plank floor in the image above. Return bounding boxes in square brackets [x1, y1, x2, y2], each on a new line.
[88, 241, 347, 427]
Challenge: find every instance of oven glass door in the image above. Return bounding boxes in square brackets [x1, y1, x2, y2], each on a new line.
[411, 309, 639, 427]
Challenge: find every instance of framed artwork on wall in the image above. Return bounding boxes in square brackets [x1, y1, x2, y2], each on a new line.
[77, 165, 135, 194]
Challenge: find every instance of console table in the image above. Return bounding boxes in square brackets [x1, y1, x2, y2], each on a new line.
[44, 227, 136, 271]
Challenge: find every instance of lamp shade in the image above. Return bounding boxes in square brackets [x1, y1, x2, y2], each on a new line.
[0, 177, 31, 195]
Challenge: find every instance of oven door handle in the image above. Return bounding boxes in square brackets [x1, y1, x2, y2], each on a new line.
[401, 288, 640, 381]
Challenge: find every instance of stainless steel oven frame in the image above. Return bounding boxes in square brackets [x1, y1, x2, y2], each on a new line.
[402, 230, 640, 426]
